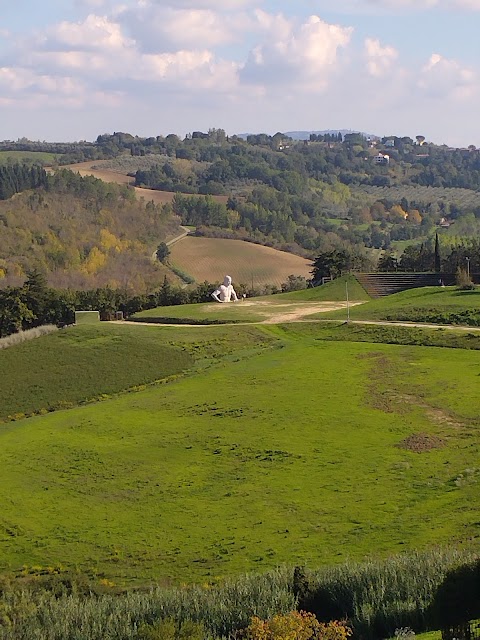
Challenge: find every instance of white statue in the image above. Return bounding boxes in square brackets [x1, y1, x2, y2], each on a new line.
[211, 275, 238, 303]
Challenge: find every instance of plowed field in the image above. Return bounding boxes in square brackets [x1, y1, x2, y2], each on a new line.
[169, 236, 311, 287]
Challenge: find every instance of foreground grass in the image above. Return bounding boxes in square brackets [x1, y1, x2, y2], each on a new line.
[1, 549, 479, 640]
[0, 324, 274, 421]
[1, 324, 479, 583]
[319, 286, 480, 325]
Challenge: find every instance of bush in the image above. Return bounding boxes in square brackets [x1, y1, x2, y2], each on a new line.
[456, 268, 476, 291]
[246, 611, 351, 640]
[0, 325, 58, 350]
[429, 559, 480, 629]
[137, 619, 205, 640]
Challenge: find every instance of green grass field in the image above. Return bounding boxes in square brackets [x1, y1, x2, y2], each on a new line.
[318, 286, 480, 326]
[0, 324, 275, 421]
[1, 322, 479, 584]
[132, 276, 369, 325]
[0, 151, 60, 165]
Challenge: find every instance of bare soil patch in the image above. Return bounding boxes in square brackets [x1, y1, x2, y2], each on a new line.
[397, 433, 446, 453]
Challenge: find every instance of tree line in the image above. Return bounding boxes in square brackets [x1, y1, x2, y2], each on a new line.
[0, 164, 47, 200]
[0, 271, 308, 339]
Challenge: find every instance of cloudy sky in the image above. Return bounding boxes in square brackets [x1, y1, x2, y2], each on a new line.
[0, 0, 479, 146]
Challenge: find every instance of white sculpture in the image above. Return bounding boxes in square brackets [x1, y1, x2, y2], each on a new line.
[211, 275, 239, 303]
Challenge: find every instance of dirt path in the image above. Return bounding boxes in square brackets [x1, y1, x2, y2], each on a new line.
[111, 308, 480, 332]
[110, 301, 361, 327]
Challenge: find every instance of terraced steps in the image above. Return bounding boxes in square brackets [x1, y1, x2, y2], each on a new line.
[354, 273, 457, 298]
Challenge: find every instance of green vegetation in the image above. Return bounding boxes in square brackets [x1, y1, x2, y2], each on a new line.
[319, 286, 480, 326]
[279, 321, 480, 351]
[0, 151, 59, 165]
[0, 169, 180, 290]
[0, 324, 193, 420]
[0, 323, 275, 421]
[1, 322, 480, 584]
[74, 311, 100, 324]
[132, 276, 369, 325]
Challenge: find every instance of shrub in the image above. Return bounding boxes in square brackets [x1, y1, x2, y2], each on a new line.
[0, 325, 58, 350]
[455, 268, 476, 291]
[137, 618, 205, 640]
[246, 611, 351, 640]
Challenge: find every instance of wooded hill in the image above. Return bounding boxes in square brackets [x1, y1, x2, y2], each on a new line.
[6, 129, 478, 258]
[2, 129, 480, 288]
[0, 169, 180, 291]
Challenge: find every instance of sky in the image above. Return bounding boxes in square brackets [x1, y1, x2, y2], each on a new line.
[0, 0, 479, 146]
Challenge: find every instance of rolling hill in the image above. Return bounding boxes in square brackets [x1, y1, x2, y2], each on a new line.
[169, 236, 312, 288]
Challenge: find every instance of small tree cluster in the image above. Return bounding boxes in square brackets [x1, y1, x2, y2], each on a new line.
[246, 611, 351, 640]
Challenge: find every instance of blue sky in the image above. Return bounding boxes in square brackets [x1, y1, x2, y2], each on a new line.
[0, 0, 479, 146]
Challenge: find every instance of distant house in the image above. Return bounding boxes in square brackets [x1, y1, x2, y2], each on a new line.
[374, 153, 390, 165]
[384, 139, 395, 148]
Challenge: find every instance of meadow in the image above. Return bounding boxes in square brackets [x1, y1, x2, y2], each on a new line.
[168, 237, 312, 287]
[318, 286, 480, 325]
[0, 323, 274, 421]
[0, 150, 59, 165]
[1, 321, 480, 585]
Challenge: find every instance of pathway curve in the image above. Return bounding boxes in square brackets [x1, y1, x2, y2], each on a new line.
[110, 301, 480, 332]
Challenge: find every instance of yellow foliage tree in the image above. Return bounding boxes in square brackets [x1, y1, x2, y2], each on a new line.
[246, 611, 351, 640]
[389, 205, 408, 223]
[82, 246, 107, 275]
[99, 228, 122, 252]
[407, 209, 422, 224]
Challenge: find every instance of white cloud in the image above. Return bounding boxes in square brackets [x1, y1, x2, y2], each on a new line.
[40, 14, 133, 52]
[365, 38, 398, 77]
[241, 14, 353, 90]
[119, 6, 239, 50]
[417, 53, 477, 99]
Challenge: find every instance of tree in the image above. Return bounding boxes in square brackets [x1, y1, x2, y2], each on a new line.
[378, 252, 398, 272]
[155, 242, 170, 264]
[311, 249, 367, 282]
[0, 289, 34, 337]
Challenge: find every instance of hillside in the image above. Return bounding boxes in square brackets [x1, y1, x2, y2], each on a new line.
[0, 170, 182, 290]
[1, 322, 480, 584]
[320, 286, 480, 326]
[169, 237, 312, 288]
[61, 160, 230, 206]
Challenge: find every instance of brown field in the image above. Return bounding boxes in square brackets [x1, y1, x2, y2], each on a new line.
[169, 236, 312, 287]
[60, 161, 229, 205]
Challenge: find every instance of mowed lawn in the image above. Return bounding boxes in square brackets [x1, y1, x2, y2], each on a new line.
[0, 323, 275, 421]
[320, 286, 480, 323]
[1, 325, 479, 584]
[169, 237, 312, 287]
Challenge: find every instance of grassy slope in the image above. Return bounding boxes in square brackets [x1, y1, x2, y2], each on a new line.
[278, 275, 370, 301]
[133, 276, 370, 324]
[319, 286, 480, 323]
[0, 151, 60, 165]
[1, 323, 479, 583]
[0, 324, 274, 421]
